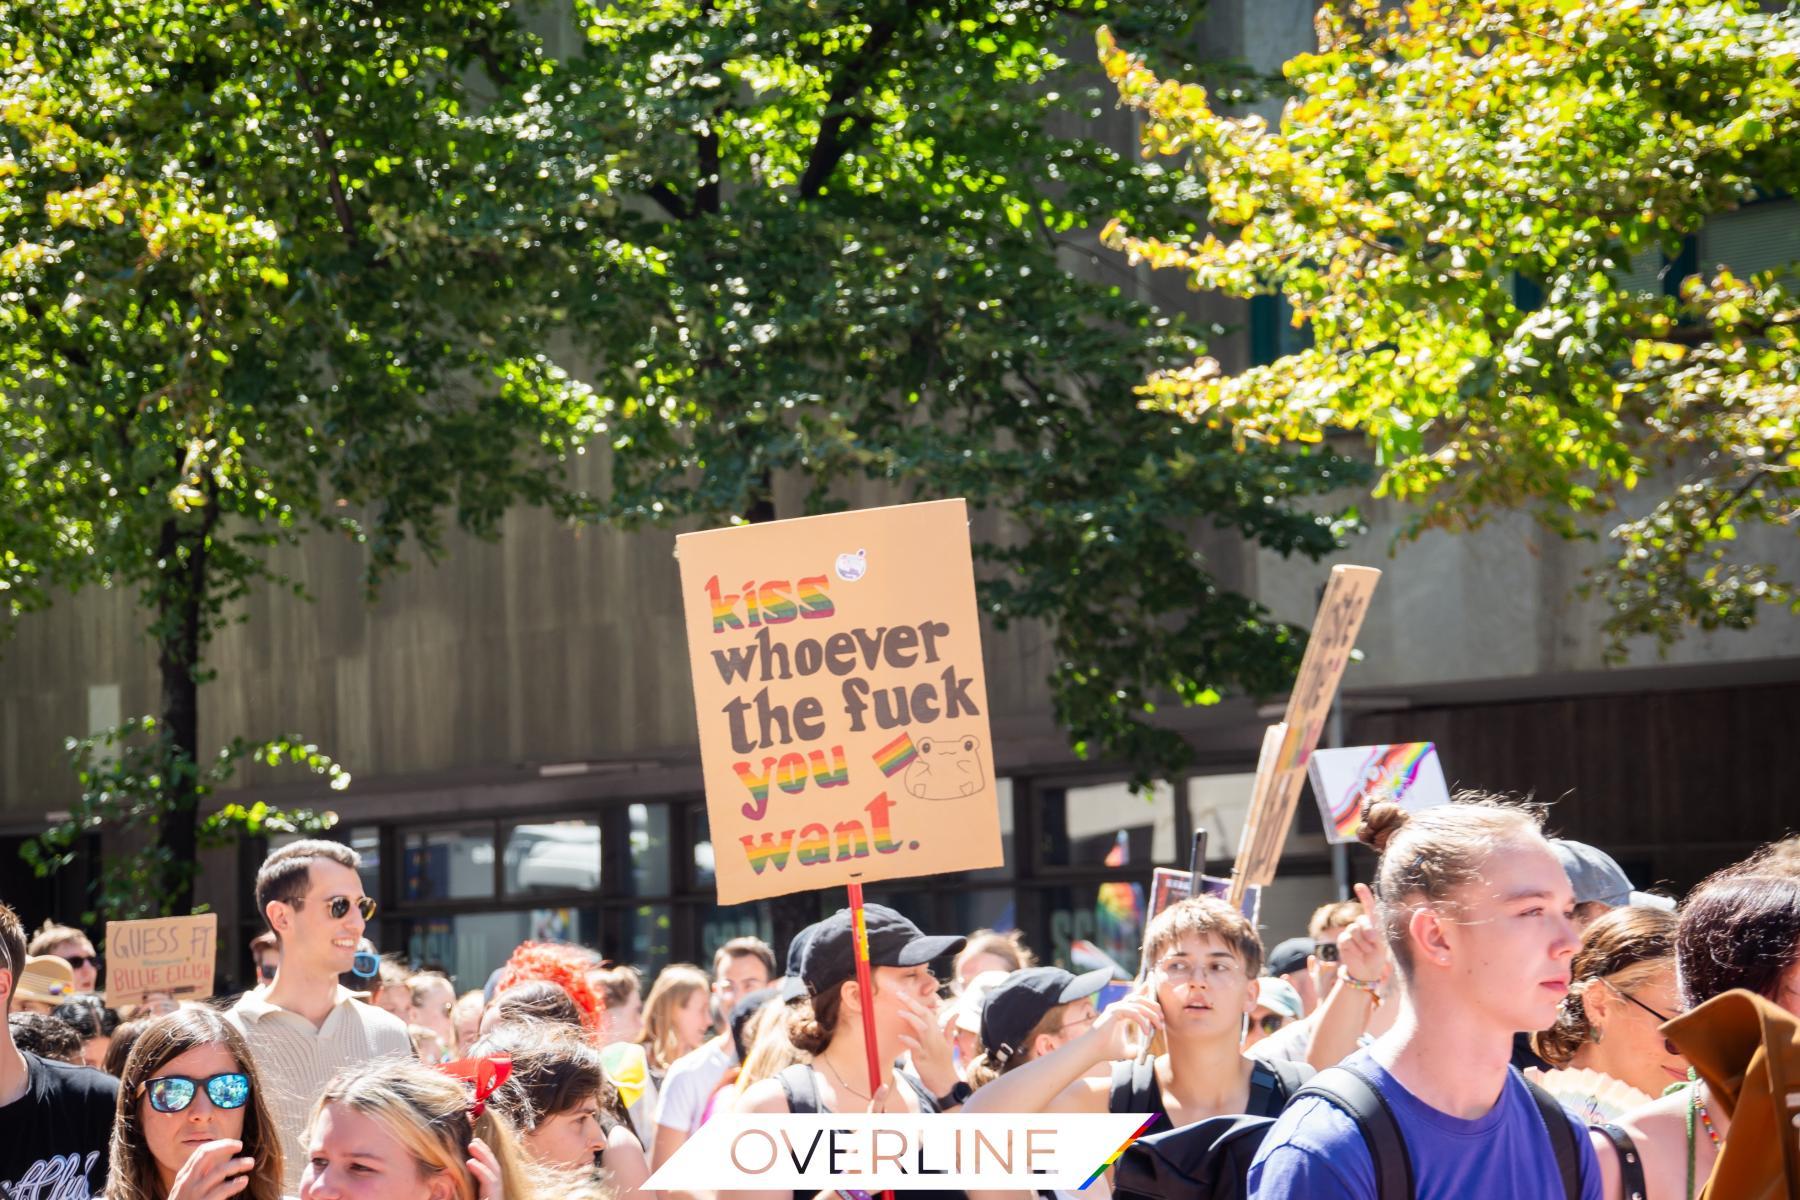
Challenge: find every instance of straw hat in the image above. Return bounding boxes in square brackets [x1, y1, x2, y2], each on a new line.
[14, 955, 78, 1006]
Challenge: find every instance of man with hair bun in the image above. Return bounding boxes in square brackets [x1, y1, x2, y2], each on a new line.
[1248, 796, 1601, 1199]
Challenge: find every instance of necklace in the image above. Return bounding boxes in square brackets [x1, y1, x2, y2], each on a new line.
[823, 1057, 874, 1104]
[1685, 1071, 1721, 1200]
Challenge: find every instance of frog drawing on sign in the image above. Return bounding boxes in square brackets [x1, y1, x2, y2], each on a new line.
[903, 733, 985, 800]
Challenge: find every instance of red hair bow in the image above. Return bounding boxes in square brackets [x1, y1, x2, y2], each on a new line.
[439, 1055, 512, 1118]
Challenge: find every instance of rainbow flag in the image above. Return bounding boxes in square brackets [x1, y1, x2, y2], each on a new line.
[1095, 831, 1144, 972]
[1078, 1113, 1159, 1190]
[1334, 742, 1435, 837]
[872, 731, 917, 777]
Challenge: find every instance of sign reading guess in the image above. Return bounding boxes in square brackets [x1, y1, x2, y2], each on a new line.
[677, 499, 1004, 904]
[105, 913, 217, 1008]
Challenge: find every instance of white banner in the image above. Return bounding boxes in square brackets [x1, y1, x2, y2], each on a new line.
[645, 1112, 1154, 1191]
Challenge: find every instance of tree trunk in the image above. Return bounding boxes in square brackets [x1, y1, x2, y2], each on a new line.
[153, 517, 208, 915]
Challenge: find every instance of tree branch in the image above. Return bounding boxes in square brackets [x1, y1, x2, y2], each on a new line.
[646, 182, 691, 220]
[696, 120, 721, 215]
[798, 10, 913, 199]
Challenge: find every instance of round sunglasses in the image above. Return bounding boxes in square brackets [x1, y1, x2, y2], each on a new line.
[139, 1072, 252, 1114]
[291, 894, 377, 922]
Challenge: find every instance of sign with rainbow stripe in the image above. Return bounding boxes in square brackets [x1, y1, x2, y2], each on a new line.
[677, 499, 1004, 903]
[1306, 742, 1451, 844]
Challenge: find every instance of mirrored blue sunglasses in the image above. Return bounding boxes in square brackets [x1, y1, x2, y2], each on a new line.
[140, 1072, 252, 1114]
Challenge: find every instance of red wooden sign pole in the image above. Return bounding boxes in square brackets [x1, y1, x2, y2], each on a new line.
[847, 883, 894, 1200]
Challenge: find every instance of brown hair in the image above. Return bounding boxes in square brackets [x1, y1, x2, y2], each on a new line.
[591, 964, 642, 1013]
[490, 981, 584, 1030]
[1677, 871, 1800, 1009]
[28, 923, 90, 957]
[1723, 835, 1800, 880]
[10, 1012, 82, 1063]
[964, 998, 1085, 1089]
[1533, 905, 1677, 1066]
[1142, 895, 1264, 978]
[472, 1022, 619, 1135]
[953, 930, 1034, 982]
[1358, 793, 1545, 972]
[713, 937, 777, 980]
[104, 1018, 149, 1078]
[108, 1007, 285, 1200]
[787, 983, 845, 1057]
[253, 839, 360, 935]
[1, 904, 29, 1010]
[636, 963, 709, 1070]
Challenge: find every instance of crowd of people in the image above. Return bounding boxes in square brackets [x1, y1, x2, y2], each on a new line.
[2, 796, 1797, 1198]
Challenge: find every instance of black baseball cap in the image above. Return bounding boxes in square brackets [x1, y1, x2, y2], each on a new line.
[799, 904, 965, 996]
[781, 922, 824, 1003]
[1266, 937, 1315, 978]
[979, 966, 1111, 1065]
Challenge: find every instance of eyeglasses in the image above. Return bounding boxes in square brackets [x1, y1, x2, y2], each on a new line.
[60, 955, 101, 971]
[291, 894, 377, 922]
[1254, 1013, 1288, 1036]
[139, 1073, 252, 1114]
[1314, 943, 1340, 964]
[1056, 1012, 1097, 1037]
[1154, 958, 1242, 984]
[1604, 980, 1681, 1057]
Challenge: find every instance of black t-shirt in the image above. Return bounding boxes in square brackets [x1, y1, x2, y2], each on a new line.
[0, 1051, 119, 1198]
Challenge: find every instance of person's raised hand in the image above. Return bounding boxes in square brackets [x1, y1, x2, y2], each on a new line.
[897, 989, 958, 1097]
[1089, 986, 1163, 1063]
[1337, 882, 1389, 986]
[165, 1139, 254, 1200]
[467, 1136, 503, 1200]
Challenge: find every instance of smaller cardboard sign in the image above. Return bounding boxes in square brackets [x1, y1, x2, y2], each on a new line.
[1308, 742, 1451, 844]
[105, 913, 217, 1008]
[1148, 867, 1263, 926]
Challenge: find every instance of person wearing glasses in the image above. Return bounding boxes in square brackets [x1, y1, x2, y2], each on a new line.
[30, 922, 103, 995]
[1528, 905, 1686, 1120]
[0, 901, 120, 1196]
[249, 933, 280, 990]
[105, 1007, 284, 1200]
[962, 895, 1310, 1135]
[963, 964, 1111, 1088]
[225, 840, 413, 1195]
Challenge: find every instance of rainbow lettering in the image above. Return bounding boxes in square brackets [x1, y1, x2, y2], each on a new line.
[797, 575, 835, 620]
[757, 580, 798, 624]
[741, 830, 796, 875]
[873, 732, 918, 777]
[795, 823, 833, 866]
[833, 819, 869, 860]
[732, 761, 770, 816]
[705, 576, 744, 634]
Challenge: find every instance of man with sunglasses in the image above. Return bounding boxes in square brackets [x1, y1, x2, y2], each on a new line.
[27, 922, 100, 995]
[225, 839, 413, 1194]
[0, 900, 119, 1197]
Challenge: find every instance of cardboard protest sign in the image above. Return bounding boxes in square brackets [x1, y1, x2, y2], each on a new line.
[1149, 867, 1262, 925]
[1230, 565, 1381, 902]
[677, 499, 1004, 904]
[1308, 742, 1451, 844]
[105, 913, 217, 1007]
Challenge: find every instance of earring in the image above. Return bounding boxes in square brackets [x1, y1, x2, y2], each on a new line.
[1591, 1026, 1604, 1045]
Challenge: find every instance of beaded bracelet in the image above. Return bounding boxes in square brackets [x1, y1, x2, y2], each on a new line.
[1340, 970, 1384, 1005]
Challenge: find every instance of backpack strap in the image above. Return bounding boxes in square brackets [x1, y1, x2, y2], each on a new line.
[1597, 1124, 1647, 1200]
[1520, 1074, 1582, 1200]
[1109, 1058, 1159, 1116]
[1246, 1062, 1282, 1118]
[776, 1064, 820, 1115]
[895, 1069, 940, 1113]
[1296, 1064, 1414, 1200]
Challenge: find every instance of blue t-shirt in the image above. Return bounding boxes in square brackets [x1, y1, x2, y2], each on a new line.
[1246, 1050, 1601, 1200]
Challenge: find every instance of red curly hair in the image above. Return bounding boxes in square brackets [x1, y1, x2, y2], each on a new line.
[491, 942, 607, 1033]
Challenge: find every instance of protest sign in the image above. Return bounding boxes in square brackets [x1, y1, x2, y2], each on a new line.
[105, 913, 217, 1007]
[1229, 565, 1381, 902]
[1149, 867, 1262, 925]
[677, 499, 1004, 905]
[1308, 742, 1451, 843]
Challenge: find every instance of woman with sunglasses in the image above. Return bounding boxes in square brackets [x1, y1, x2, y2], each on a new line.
[1529, 906, 1685, 1120]
[106, 1007, 284, 1200]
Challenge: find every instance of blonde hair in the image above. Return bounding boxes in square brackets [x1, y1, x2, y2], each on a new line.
[29, 922, 89, 956]
[107, 1009, 284, 1200]
[1533, 906, 1677, 1066]
[637, 963, 709, 1070]
[1141, 896, 1264, 977]
[309, 1058, 587, 1200]
[953, 930, 1033, 984]
[1308, 900, 1364, 941]
[1359, 792, 1545, 973]
[737, 999, 809, 1092]
[964, 998, 1084, 1089]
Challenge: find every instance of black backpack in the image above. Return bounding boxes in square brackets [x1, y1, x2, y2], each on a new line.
[1112, 1062, 1584, 1200]
[1109, 1056, 1312, 1129]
